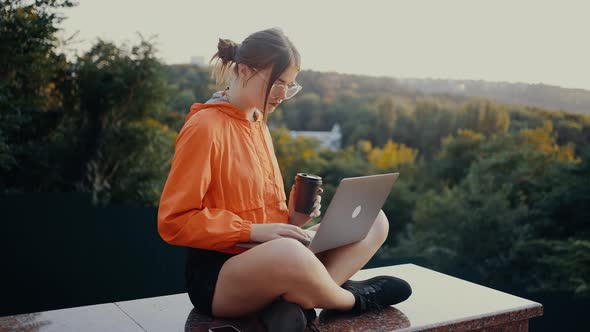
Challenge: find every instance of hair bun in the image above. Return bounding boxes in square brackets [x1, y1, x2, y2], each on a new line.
[217, 38, 239, 63]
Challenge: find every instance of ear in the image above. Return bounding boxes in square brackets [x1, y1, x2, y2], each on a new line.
[237, 64, 253, 81]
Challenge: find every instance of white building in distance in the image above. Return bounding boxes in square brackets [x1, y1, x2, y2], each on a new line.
[289, 124, 342, 150]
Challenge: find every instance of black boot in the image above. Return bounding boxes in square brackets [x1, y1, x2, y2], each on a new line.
[341, 276, 412, 315]
[259, 298, 307, 332]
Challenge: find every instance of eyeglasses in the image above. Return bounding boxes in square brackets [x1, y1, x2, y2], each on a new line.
[251, 70, 303, 100]
[270, 80, 303, 100]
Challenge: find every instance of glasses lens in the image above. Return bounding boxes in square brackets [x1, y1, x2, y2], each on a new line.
[271, 81, 302, 100]
[285, 82, 302, 99]
[271, 84, 287, 98]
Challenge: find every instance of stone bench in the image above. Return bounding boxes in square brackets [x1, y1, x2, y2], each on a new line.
[0, 264, 543, 331]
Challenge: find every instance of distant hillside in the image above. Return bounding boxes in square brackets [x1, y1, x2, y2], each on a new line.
[165, 64, 590, 158]
[165, 64, 590, 116]
[397, 78, 590, 115]
[296, 70, 418, 97]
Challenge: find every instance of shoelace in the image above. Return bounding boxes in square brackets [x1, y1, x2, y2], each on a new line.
[353, 279, 389, 312]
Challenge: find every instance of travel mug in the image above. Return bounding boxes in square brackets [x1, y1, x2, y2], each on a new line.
[293, 173, 323, 214]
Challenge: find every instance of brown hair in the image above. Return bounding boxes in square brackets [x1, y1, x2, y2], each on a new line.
[210, 28, 301, 122]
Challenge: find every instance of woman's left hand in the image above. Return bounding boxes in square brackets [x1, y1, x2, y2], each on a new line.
[288, 185, 323, 227]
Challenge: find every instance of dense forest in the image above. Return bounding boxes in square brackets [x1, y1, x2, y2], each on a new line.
[2, 1, 589, 330]
[399, 77, 590, 115]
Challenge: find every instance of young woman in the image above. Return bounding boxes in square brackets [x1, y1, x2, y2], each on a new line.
[157, 28, 412, 332]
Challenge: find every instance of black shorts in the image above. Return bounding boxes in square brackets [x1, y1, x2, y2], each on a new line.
[185, 247, 236, 316]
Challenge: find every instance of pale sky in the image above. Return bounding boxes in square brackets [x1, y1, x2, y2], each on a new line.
[59, 0, 590, 91]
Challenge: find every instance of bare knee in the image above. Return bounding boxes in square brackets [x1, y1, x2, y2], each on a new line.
[212, 238, 321, 315]
[265, 238, 325, 308]
[265, 238, 319, 280]
[369, 210, 389, 245]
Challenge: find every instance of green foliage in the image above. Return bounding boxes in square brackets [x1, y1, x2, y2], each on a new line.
[512, 239, 590, 297]
[435, 129, 485, 185]
[1, 0, 75, 187]
[164, 64, 215, 113]
[458, 99, 510, 136]
[71, 40, 175, 205]
[382, 133, 589, 297]
[1, 1, 177, 206]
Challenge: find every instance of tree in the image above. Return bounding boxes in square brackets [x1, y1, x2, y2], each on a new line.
[1, 0, 75, 191]
[367, 139, 417, 171]
[383, 131, 589, 297]
[69, 40, 175, 205]
[1, 1, 177, 206]
[458, 99, 510, 136]
[518, 121, 577, 163]
[435, 129, 485, 185]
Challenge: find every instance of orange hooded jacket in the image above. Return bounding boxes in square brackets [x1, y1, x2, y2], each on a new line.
[157, 98, 289, 254]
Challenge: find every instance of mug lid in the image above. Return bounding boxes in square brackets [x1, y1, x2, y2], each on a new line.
[296, 173, 322, 181]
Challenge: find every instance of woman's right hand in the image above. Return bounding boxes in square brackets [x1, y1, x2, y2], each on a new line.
[250, 223, 311, 244]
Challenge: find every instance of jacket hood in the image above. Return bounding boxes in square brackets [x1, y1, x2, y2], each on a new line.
[185, 90, 261, 123]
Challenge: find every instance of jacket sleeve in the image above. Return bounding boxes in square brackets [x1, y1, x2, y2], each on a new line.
[157, 122, 252, 250]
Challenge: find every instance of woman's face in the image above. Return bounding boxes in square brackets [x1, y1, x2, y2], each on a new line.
[240, 65, 299, 114]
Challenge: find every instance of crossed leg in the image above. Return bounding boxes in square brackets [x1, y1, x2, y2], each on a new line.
[211, 210, 390, 317]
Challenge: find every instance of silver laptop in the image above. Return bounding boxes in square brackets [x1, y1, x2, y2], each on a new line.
[237, 173, 399, 254]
